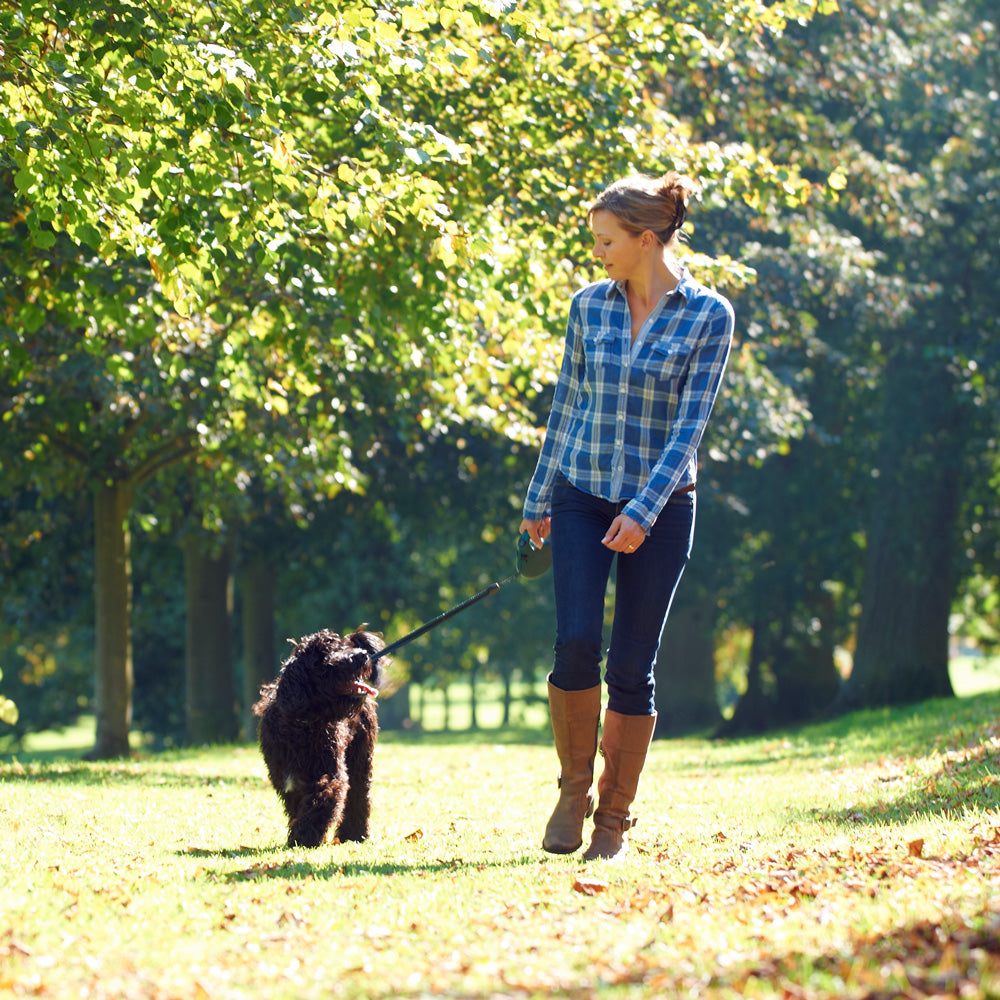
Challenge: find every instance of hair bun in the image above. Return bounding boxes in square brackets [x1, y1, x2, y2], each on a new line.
[659, 171, 700, 206]
[655, 172, 698, 236]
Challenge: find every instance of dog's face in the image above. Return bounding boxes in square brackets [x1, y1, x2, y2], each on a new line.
[276, 628, 386, 718]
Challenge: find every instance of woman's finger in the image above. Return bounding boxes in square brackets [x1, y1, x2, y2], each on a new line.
[602, 514, 645, 552]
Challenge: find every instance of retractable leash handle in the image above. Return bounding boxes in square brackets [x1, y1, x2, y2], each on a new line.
[370, 533, 551, 663]
[516, 529, 552, 579]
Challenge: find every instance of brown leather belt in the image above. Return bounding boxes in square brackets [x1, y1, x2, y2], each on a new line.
[673, 483, 696, 495]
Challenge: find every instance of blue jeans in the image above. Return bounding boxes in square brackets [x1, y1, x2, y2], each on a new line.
[548, 476, 695, 715]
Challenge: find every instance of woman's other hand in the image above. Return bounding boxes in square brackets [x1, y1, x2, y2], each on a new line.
[602, 514, 646, 553]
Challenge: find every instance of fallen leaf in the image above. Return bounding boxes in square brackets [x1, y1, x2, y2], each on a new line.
[907, 838, 925, 858]
[574, 876, 608, 895]
[405, 829, 424, 842]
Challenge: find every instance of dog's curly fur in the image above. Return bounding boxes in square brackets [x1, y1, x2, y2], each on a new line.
[253, 628, 385, 848]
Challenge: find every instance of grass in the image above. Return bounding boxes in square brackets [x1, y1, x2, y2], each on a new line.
[2, 691, 1000, 999]
[951, 653, 1000, 698]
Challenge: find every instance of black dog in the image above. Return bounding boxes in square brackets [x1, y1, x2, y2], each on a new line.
[253, 628, 385, 848]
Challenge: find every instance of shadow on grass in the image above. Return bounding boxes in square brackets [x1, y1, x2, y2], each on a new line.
[0, 758, 266, 788]
[808, 734, 1000, 827]
[0, 723, 552, 785]
[182, 845, 282, 860]
[186, 851, 548, 882]
[811, 782, 1000, 829]
[0, 722, 553, 767]
[672, 691, 1000, 775]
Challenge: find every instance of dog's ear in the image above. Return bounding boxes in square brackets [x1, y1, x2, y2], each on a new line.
[252, 681, 278, 716]
[349, 629, 385, 656]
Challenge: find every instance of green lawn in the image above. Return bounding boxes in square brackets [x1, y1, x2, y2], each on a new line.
[951, 653, 1000, 698]
[2, 684, 999, 999]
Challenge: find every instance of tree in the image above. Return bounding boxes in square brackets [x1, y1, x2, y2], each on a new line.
[658, 0, 999, 720]
[775, 0, 1000, 710]
[699, 220, 883, 733]
[2, 0, 834, 754]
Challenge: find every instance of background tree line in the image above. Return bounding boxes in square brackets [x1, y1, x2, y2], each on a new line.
[1, 0, 996, 756]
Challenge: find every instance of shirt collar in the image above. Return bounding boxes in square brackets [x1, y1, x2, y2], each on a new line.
[606, 267, 693, 301]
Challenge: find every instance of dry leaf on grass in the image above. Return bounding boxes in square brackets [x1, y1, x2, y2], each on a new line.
[573, 876, 608, 895]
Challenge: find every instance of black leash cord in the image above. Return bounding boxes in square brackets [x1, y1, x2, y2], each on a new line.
[372, 571, 519, 663]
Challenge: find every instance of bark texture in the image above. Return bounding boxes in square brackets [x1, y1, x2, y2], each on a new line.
[89, 481, 134, 759]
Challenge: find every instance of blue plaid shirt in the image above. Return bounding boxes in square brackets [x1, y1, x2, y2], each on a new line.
[523, 270, 734, 532]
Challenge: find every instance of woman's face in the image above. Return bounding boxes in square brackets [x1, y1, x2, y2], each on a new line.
[590, 209, 643, 281]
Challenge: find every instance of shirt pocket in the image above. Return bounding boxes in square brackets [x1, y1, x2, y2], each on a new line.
[583, 328, 619, 368]
[634, 338, 690, 385]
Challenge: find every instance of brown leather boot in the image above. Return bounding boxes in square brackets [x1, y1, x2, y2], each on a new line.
[542, 678, 602, 854]
[582, 709, 656, 862]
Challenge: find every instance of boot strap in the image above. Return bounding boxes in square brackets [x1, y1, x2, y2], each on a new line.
[595, 813, 636, 832]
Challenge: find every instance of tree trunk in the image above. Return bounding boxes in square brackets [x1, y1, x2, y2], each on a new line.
[239, 557, 276, 741]
[88, 481, 134, 759]
[838, 355, 960, 710]
[184, 538, 238, 744]
[655, 597, 721, 736]
[468, 667, 479, 730]
[770, 588, 841, 721]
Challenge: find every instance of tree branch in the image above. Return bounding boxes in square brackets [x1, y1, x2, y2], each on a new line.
[132, 437, 200, 486]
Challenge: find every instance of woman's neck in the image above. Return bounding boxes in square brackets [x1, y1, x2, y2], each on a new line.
[627, 255, 680, 307]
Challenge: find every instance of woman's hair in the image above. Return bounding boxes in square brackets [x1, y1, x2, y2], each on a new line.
[588, 172, 700, 248]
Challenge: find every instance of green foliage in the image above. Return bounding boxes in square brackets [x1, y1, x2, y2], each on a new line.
[270, 424, 555, 697]
[1, 0, 865, 747]
[0, 489, 93, 748]
[0, 668, 17, 726]
[651, 0, 999, 719]
[2, 0, 835, 517]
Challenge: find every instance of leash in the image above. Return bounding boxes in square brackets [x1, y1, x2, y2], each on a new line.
[370, 533, 550, 664]
[371, 572, 519, 663]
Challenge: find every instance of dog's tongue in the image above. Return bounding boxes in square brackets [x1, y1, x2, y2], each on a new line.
[348, 681, 378, 699]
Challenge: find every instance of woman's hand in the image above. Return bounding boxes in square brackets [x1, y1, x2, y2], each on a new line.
[602, 514, 646, 554]
[519, 517, 550, 549]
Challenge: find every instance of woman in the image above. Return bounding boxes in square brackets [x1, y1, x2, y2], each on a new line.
[519, 172, 734, 861]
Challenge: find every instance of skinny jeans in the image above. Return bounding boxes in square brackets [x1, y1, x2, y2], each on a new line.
[548, 475, 695, 716]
